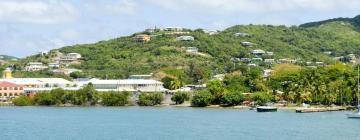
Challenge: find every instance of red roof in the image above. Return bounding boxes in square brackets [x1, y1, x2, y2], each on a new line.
[0, 81, 23, 87]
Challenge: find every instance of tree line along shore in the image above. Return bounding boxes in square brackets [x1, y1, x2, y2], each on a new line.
[7, 63, 360, 109]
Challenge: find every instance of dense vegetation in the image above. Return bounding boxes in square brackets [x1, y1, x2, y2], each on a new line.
[138, 93, 164, 106]
[12, 85, 133, 106]
[17, 15, 360, 85]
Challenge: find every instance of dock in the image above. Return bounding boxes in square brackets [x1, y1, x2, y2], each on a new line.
[296, 107, 346, 113]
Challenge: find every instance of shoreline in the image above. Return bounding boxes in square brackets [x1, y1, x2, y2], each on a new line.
[1, 102, 355, 112]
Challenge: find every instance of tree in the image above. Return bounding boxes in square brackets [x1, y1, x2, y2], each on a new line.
[191, 90, 213, 107]
[251, 92, 271, 106]
[171, 92, 190, 104]
[207, 80, 226, 104]
[70, 71, 86, 79]
[161, 76, 175, 90]
[220, 91, 245, 106]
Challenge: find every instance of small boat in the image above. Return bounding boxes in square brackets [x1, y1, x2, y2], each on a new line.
[347, 105, 360, 119]
[257, 106, 278, 112]
[347, 66, 360, 119]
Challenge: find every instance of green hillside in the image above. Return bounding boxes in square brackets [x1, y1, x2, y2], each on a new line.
[0, 55, 18, 61]
[20, 15, 360, 84]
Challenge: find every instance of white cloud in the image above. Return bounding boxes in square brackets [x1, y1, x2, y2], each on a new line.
[147, 0, 360, 14]
[0, 0, 78, 24]
[84, 0, 138, 15]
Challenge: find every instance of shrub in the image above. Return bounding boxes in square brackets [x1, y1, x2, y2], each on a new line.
[171, 92, 190, 104]
[138, 93, 164, 106]
[34, 92, 57, 106]
[12, 96, 34, 106]
[191, 90, 213, 107]
[101, 91, 130, 106]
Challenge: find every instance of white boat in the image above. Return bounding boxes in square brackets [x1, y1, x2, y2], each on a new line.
[347, 66, 360, 119]
[347, 105, 360, 118]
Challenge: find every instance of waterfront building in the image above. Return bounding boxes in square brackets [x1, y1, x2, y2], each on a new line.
[77, 79, 166, 92]
[0, 78, 75, 94]
[0, 81, 24, 100]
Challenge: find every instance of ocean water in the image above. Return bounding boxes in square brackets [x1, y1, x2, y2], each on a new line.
[0, 107, 359, 140]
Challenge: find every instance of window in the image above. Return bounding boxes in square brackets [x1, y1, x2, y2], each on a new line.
[15, 87, 18, 90]
[4, 93, 7, 96]
[3, 87, 7, 90]
[9, 93, 13, 96]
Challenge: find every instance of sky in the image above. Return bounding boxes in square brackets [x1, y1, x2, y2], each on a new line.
[1, 0, 360, 58]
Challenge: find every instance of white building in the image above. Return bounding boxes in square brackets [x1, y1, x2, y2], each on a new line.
[0, 78, 75, 94]
[234, 32, 250, 37]
[48, 63, 60, 68]
[251, 50, 266, 55]
[25, 62, 48, 71]
[186, 47, 199, 53]
[52, 68, 82, 75]
[241, 42, 253, 47]
[58, 53, 82, 65]
[176, 36, 194, 41]
[264, 59, 275, 63]
[78, 79, 167, 92]
[266, 51, 274, 56]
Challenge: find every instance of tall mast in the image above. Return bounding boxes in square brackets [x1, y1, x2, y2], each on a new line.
[357, 65, 359, 105]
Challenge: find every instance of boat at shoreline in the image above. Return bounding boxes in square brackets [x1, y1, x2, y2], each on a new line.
[257, 106, 278, 112]
[347, 105, 360, 118]
[347, 66, 360, 119]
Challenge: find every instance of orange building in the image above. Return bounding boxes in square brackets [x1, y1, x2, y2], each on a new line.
[0, 81, 24, 99]
[134, 34, 151, 42]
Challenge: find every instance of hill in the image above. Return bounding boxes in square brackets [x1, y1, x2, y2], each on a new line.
[0, 55, 18, 61]
[19, 15, 360, 84]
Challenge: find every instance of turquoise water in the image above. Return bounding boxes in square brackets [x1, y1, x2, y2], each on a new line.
[0, 107, 359, 140]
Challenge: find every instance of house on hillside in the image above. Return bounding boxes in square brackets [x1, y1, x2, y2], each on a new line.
[0, 60, 7, 66]
[176, 36, 194, 41]
[240, 58, 251, 63]
[241, 42, 253, 47]
[186, 47, 199, 53]
[234, 32, 250, 37]
[266, 51, 274, 56]
[58, 53, 82, 65]
[25, 62, 48, 71]
[251, 50, 266, 55]
[264, 59, 275, 64]
[134, 34, 151, 42]
[52, 68, 82, 76]
[251, 58, 263, 62]
[48, 63, 60, 68]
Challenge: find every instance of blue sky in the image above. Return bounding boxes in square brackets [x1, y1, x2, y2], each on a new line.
[1, 0, 360, 58]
